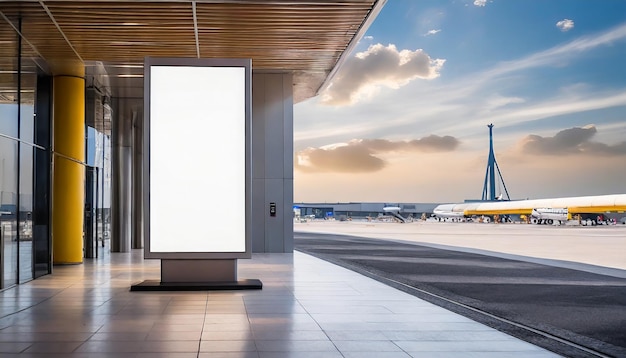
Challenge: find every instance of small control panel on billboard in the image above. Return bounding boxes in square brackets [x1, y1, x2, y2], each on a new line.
[143, 57, 251, 259]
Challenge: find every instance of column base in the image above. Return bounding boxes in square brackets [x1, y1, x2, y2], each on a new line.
[130, 258, 262, 291]
[130, 279, 262, 291]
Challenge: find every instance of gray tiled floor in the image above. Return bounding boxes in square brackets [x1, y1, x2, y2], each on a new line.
[0, 248, 561, 357]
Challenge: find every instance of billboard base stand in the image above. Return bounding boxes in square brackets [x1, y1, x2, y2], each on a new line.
[130, 259, 262, 291]
[130, 279, 262, 291]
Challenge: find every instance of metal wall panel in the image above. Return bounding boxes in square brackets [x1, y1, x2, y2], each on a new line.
[251, 178, 266, 253]
[265, 178, 285, 252]
[264, 74, 285, 179]
[251, 74, 266, 180]
[282, 178, 294, 252]
[282, 74, 294, 180]
[251, 73, 293, 253]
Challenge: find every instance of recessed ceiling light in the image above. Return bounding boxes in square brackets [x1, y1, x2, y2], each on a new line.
[111, 64, 144, 68]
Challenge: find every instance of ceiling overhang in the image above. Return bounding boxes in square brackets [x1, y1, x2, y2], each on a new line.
[0, 0, 386, 103]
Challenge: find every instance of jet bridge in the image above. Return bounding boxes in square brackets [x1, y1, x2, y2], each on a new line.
[383, 206, 407, 223]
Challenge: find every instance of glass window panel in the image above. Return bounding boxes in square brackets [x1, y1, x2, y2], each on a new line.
[19, 61, 37, 144]
[0, 20, 18, 138]
[19, 100, 35, 144]
[32, 72, 51, 278]
[32, 146, 50, 278]
[0, 104, 18, 139]
[19, 144, 34, 283]
[86, 126, 97, 167]
[1, 136, 18, 288]
[102, 134, 111, 244]
[18, 58, 38, 283]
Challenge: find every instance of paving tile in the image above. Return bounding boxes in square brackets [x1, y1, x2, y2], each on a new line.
[0, 342, 32, 353]
[342, 353, 412, 358]
[0, 332, 93, 342]
[258, 352, 343, 358]
[252, 330, 329, 341]
[88, 332, 149, 341]
[394, 340, 549, 352]
[333, 339, 403, 352]
[22, 341, 84, 353]
[202, 331, 254, 341]
[255, 340, 339, 352]
[199, 340, 257, 352]
[0, 249, 559, 358]
[199, 353, 260, 358]
[146, 331, 202, 341]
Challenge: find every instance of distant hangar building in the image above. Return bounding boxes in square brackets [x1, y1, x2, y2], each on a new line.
[294, 202, 441, 220]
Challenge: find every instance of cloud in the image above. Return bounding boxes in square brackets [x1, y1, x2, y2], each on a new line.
[413, 23, 626, 135]
[321, 43, 446, 106]
[484, 95, 525, 110]
[556, 19, 575, 32]
[473, 0, 487, 7]
[295, 19, 626, 165]
[296, 136, 459, 172]
[480, 22, 626, 82]
[424, 29, 441, 36]
[296, 143, 385, 173]
[364, 35, 374, 40]
[518, 125, 626, 156]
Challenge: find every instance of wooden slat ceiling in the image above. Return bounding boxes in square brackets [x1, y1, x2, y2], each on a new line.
[0, 0, 383, 103]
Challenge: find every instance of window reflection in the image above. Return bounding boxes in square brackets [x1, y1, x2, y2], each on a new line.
[19, 144, 34, 282]
[86, 126, 112, 253]
[1, 15, 48, 288]
[0, 137, 18, 288]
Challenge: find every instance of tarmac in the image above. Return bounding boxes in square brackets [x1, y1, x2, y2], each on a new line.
[294, 220, 626, 357]
[294, 220, 626, 274]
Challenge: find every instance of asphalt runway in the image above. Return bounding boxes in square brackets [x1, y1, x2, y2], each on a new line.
[294, 229, 626, 358]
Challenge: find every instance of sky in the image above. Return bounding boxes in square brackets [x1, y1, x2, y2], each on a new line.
[293, 0, 626, 203]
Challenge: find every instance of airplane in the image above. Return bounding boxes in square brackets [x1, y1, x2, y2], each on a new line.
[431, 204, 467, 222]
[431, 194, 626, 225]
[530, 208, 569, 225]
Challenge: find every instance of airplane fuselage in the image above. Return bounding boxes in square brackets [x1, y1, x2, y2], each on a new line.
[530, 208, 568, 225]
[431, 194, 626, 225]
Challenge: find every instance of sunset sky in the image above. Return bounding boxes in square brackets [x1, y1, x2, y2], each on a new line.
[293, 0, 626, 203]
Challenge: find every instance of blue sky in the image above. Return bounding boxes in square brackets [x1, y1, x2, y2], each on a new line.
[294, 0, 626, 203]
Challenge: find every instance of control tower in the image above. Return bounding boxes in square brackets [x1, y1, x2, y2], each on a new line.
[481, 124, 510, 201]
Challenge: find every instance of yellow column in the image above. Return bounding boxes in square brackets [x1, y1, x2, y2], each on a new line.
[52, 75, 85, 264]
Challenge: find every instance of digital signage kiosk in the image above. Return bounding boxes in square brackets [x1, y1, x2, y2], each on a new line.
[131, 57, 261, 291]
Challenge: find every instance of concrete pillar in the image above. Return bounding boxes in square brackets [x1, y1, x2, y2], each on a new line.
[132, 108, 143, 249]
[110, 98, 135, 252]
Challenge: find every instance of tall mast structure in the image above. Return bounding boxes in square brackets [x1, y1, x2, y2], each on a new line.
[481, 124, 510, 201]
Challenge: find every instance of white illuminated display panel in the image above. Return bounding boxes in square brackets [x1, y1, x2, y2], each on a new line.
[149, 65, 246, 254]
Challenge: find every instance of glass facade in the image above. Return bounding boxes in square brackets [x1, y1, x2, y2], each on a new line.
[1, 17, 51, 290]
[86, 126, 111, 257]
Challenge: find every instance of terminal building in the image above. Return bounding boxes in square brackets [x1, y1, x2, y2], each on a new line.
[0, 0, 385, 289]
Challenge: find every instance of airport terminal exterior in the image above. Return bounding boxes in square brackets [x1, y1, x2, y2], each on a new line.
[1, 4, 623, 356]
[0, 0, 386, 290]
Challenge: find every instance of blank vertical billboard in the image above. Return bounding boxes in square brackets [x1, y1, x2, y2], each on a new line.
[143, 58, 251, 259]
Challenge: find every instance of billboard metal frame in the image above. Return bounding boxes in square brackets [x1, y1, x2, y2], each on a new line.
[143, 57, 252, 260]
